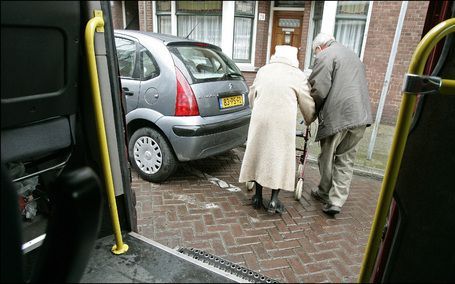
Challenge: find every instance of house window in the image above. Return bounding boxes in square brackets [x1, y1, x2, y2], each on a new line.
[153, 1, 257, 70]
[335, 1, 369, 56]
[278, 19, 301, 28]
[274, 1, 305, 8]
[156, 1, 171, 34]
[232, 1, 255, 63]
[309, 1, 324, 67]
[124, 1, 140, 29]
[176, 1, 223, 46]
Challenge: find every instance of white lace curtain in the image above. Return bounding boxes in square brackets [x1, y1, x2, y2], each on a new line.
[334, 19, 366, 56]
[233, 17, 253, 61]
[158, 15, 171, 35]
[334, 1, 369, 56]
[177, 15, 222, 47]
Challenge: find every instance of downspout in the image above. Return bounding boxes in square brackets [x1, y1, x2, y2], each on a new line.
[122, 1, 126, 29]
[367, 1, 408, 160]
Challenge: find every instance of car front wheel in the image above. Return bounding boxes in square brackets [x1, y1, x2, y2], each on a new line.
[128, 127, 178, 182]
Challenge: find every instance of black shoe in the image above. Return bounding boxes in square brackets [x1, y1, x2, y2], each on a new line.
[252, 195, 264, 209]
[322, 204, 341, 216]
[311, 188, 328, 203]
[267, 199, 284, 215]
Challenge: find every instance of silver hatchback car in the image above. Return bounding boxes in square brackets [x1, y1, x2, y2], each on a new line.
[114, 30, 251, 182]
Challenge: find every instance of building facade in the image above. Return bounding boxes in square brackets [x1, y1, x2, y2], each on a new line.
[110, 1, 429, 125]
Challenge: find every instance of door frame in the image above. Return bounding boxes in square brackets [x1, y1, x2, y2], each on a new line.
[265, 1, 305, 65]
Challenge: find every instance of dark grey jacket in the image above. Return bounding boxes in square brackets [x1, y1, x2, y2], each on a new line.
[309, 40, 373, 141]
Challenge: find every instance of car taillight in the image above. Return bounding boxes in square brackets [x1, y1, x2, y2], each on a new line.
[175, 67, 199, 116]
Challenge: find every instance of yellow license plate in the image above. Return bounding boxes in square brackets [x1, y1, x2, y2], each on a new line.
[219, 95, 243, 109]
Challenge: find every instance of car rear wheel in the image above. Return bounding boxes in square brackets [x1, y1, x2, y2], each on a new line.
[128, 127, 178, 182]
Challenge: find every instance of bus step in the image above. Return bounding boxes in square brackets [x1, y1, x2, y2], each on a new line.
[177, 247, 279, 283]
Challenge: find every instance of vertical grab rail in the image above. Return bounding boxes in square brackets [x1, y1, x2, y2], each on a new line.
[358, 18, 455, 282]
[85, 10, 128, 255]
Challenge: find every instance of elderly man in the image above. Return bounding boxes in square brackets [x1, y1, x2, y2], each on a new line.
[309, 33, 373, 216]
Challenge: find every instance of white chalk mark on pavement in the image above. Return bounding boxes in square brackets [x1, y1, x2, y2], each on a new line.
[183, 165, 241, 192]
[247, 215, 260, 223]
[171, 193, 219, 209]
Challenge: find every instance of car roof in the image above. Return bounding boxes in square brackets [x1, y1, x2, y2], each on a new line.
[114, 30, 222, 51]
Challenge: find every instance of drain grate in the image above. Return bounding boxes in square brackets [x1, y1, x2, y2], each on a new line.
[178, 247, 279, 283]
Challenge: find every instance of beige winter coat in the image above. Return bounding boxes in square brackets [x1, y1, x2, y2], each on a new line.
[239, 57, 315, 192]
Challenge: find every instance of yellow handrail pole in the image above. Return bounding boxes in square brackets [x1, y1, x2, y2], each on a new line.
[85, 10, 128, 255]
[358, 18, 455, 283]
[441, 79, 455, 95]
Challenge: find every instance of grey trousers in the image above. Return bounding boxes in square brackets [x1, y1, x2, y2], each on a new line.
[317, 126, 366, 207]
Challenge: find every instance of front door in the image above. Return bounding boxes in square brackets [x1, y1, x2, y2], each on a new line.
[271, 11, 304, 67]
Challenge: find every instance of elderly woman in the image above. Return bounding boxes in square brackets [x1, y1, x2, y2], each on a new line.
[239, 45, 316, 214]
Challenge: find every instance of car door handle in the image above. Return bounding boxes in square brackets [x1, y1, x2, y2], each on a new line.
[122, 87, 134, 96]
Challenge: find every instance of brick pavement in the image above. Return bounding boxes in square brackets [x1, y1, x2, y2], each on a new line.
[131, 147, 382, 283]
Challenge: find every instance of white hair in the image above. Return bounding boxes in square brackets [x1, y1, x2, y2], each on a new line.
[312, 33, 335, 52]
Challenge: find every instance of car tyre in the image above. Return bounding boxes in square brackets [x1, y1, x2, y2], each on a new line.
[129, 127, 178, 182]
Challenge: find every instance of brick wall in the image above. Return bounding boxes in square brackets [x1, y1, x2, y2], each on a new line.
[138, 1, 154, 32]
[242, 1, 270, 87]
[242, 72, 256, 87]
[110, 1, 123, 29]
[363, 1, 429, 125]
[299, 1, 312, 68]
[254, 1, 271, 69]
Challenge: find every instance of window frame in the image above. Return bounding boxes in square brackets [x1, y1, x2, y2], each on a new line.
[115, 36, 141, 80]
[305, 1, 324, 69]
[175, 1, 223, 45]
[156, 14, 171, 34]
[304, 1, 372, 70]
[334, 1, 370, 57]
[274, 1, 305, 8]
[232, 1, 256, 63]
[152, 1, 258, 71]
[175, 1, 223, 16]
[138, 45, 161, 81]
[156, 1, 172, 34]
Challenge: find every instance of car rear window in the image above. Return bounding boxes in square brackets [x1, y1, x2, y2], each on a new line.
[169, 45, 243, 83]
